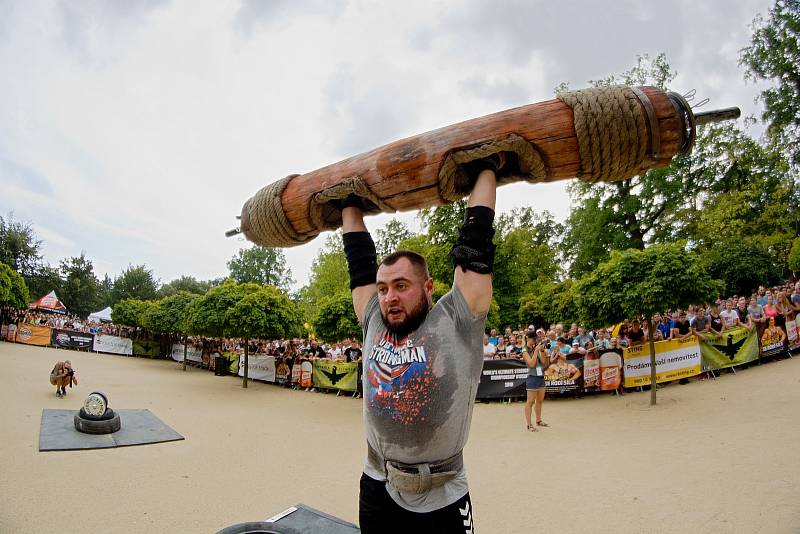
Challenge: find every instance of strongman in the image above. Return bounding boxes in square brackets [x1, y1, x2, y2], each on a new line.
[343, 167, 497, 532]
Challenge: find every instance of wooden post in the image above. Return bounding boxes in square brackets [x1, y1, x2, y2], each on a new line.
[243, 338, 249, 389]
[646, 317, 658, 405]
[182, 335, 188, 372]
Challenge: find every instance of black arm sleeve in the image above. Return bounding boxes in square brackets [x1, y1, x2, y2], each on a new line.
[343, 231, 378, 290]
[450, 205, 496, 274]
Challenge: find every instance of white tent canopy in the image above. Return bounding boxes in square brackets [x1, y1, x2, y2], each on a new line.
[88, 306, 113, 322]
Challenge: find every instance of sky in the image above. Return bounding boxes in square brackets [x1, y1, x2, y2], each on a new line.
[0, 0, 775, 292]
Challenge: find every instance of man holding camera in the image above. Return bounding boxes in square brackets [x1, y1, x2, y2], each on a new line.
[49, 360, 78, 398]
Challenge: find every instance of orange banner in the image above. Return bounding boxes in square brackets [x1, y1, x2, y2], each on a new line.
[15, 323, 52, 346]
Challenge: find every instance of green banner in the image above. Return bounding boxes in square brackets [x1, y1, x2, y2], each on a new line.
[312, 360, 359, 392]
[224, 352, 240, 374]
[133, 339, 161, 358]
[700, 326, 758, 370]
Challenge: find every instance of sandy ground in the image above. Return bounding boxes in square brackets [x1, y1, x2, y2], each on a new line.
[1, 342, 799, 533]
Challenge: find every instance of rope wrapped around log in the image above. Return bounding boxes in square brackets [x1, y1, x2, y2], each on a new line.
[239, 85, 679, 248]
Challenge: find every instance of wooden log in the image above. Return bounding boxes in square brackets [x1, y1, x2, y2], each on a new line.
[239, 85, 692, 248]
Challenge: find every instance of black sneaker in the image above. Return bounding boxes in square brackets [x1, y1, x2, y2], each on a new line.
[56, 391, 62, 398]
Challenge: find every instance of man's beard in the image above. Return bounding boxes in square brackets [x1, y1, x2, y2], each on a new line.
[381, 293, 430, 339]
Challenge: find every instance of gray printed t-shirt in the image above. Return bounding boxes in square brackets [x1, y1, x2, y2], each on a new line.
[361, 285, 486, 513]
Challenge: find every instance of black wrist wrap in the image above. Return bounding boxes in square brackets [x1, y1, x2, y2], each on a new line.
[451, 206, 496, 274]
[343, 231, 378, 290]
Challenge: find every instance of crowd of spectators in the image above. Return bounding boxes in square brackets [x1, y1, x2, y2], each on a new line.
[481, 281, 799, 391]
[5, 310, 131, 337]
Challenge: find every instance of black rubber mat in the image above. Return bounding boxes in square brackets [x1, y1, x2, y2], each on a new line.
[39, 409, 184, 451]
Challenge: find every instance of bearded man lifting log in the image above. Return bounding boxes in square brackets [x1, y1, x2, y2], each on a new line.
[230, 84, 739, 532]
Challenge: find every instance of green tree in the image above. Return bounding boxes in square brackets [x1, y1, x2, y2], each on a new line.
[519, 279, 579, 330]
[0, 261, 30, 309]
[493, 225, 560, 327]
[697, 238, 782, 296]
[185, 280, 251, 339]
[226, 285, 303, 387]
[299, 233, 349, 317]
[559, 54, 692, 277]
[375, 218, 414, 260]
[58, 253, 101, 319]
[740, 0, 800, 165]
[227, 246, 294, 290]
[142, 291, 198, 336]
[25, 264, 62, 302]
[0, 213, 42, 278]
[111, 265, 159, 304]
[789, 236, 800, 273]
[312, 291, 360, 342]
[111, 298, 156, 329]
[676, 123, 799, 271]
[157, 276, 211, 298]
[98, 274, 114, 307]
[575, 243, 723, 404]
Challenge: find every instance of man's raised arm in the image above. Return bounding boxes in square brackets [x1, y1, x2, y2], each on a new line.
[342, 199, 378, 324]
[452, 168, 497, 315]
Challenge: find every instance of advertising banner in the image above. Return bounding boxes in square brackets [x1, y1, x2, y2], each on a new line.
[132, 339, 161, 358]
[51, 329, 94, 350]
[300, 360, 313, 388]
[312, 360, 359, 392]
[170, 343, 202, 363]
[787, 315, 799, 351]
[545, 353, 584, 393]
[476, 359, 528, 399]
[238, 354, 276, 382]
[4, 323, 16, 342]
[623, 338, 701, 387]
[700, 326, 759, 370]
[225, 352, 240, 374]
[291, 360, 302, 384]
[15, 323, 51, 346]
[756, 316, 788, 359]
[1, 324, 7, 339]
[276, 359, 290, 385]
[93, 334, 133, 355]
[583, 350, 623, 391]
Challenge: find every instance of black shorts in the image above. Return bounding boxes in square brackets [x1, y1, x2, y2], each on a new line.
[359, 473, 474, 533]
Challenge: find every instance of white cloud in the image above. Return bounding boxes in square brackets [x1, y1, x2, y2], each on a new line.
[0, 0, 776, 290]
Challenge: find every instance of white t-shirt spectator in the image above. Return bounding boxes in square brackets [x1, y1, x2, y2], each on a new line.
[720, 309, 739, 328]
[482, 342, 497, 358]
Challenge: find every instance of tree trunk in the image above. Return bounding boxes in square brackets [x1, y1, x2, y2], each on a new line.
[182, 335, 188, 372]
[243, 338, 249, 389]
[646, 317, 658, 405]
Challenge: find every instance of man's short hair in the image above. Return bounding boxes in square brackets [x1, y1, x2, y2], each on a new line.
[380, 250, 430, 279]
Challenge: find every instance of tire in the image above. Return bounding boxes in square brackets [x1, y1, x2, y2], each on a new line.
[74, 412, 121, 434]
[215, 522, 291, 534]
[83, 391, 109, 417]
[79, 407, 115, 421]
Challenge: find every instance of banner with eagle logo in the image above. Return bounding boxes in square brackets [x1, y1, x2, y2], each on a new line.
[312, 360, 359, 392]
[699, 326, 759, 370]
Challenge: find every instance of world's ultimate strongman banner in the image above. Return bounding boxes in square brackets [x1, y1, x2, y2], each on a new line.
[51, 329, 94, 350]
[476, 359, 528, 399]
